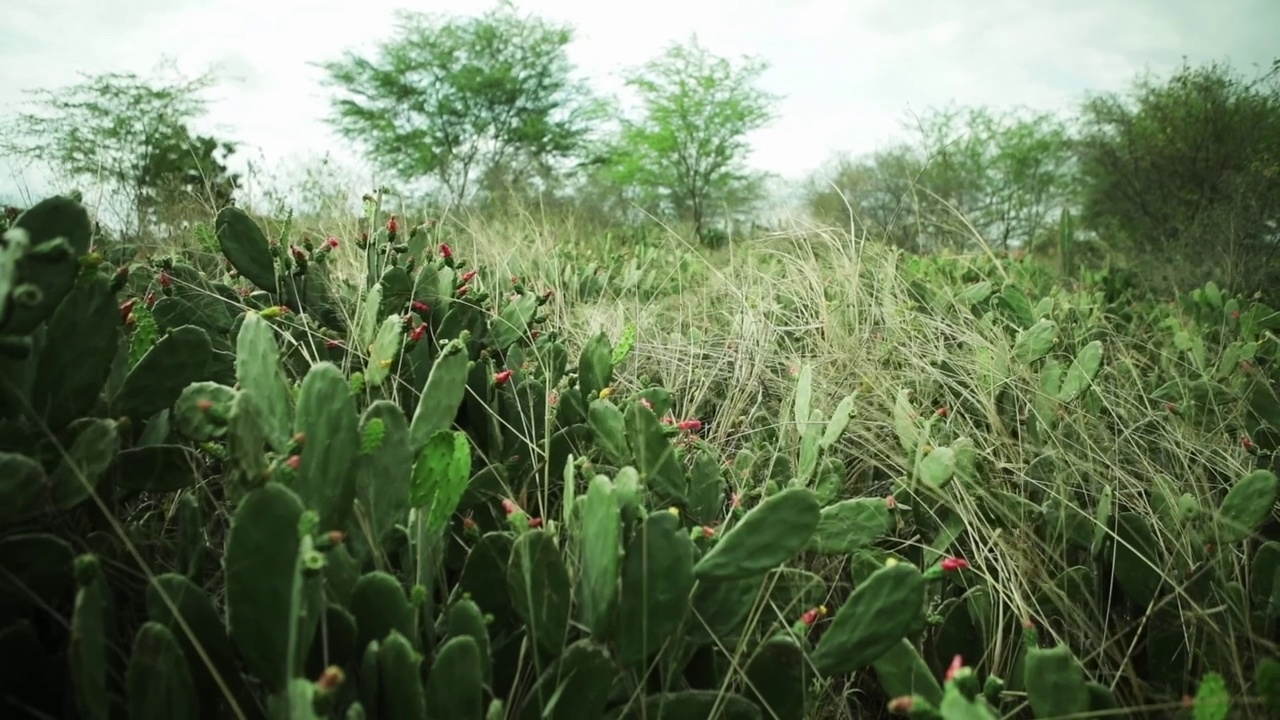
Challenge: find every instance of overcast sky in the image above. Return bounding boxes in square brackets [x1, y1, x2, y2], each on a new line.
[1, 0, 1276, 205]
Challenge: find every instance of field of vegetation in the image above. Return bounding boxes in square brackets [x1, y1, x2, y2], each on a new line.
[2, 5, 1279, 720]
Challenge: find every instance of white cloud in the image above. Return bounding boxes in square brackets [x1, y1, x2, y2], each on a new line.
[1, 0, 1275, 202]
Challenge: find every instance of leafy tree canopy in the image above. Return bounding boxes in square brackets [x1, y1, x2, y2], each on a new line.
[316, 1, 605, 205]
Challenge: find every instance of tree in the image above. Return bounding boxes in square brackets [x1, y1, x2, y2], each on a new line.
[0, 64, 225, 236]
[316, 1, 605, 205]
[1075, 60, 1280, 295]
[804, 106, 1075, 252]
[607, 35, 779, 242]
[137, 123, 240, 229]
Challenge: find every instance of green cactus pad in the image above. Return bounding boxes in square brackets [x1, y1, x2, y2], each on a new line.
[694, 487, 821, 581]
[172, 381, 237, 442]
[146, 573, 255, 717]
[1216, 470, 1278, 544]
[811, 562, 927, 676]
[446, 598, 493, 687]
[351, 571, 416, 654]
[127, 622, 199, 720]
[686, 450, 725, 526]
[293, 362, 360, 531]
[809, 497, 893, 555]
[353, 401, 413, 560]
[577, 331, 614, 400]
[215, 207, 278, 293]
[0, 451, 48, 523]
[113, 325, 213, 422]
[744, 633, 808, 720]
[236, 312, 295, 453]
[425, 636, 485, 720]
[508, 529, 573, 657]
[578, 475, 622, 640]
[490, 291, 538, 350]
[616, 510, 696, 668]
[870, 638, 943, 706]
[588, 398, 631, 466]
[409, 335, 470, 451]
[689, 574, 766, 646]
[30, 271, 118, 429]
[1023, 644, 1090, 718]
[1058, 340, 1103, 403]
[410, 430, 472, 535]
[225, 483, 308, 693]
[1013, 319, 1058, 364]
[1, 195, 93, 335]
[69, 555, 109, 720]
[518, 640, 616, 720]
[48, 418, 120, 511]
[366, 313, 404, 387]
[624, 401, 687, 503]
[459, 532, 515, 618]
[377, 631, 427, 720]
[918, 446, 957, 488]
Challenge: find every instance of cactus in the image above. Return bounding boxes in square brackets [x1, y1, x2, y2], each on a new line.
[409, 334, 470, 451]
[30, 271, 119, 429]
[808, 497, 892, 555]
[216, 206, 278, 293]
[810, 562, 927, 676]
[1023, 644, 1090, 718]
[1013, 319, 1058, 364]
[366, 313, 404, 387]
[0, 452, 49, 523]
[425, 636, 485, 720]
[112, 325, 213, 422]
[352, 401, 413, 562]
[236, 311, 295, 452]
[350, 572, 416, 654]
[69, 555, 110, 720]
[508, 529, 573, 657]
[519, 640, 615, 720]
[1057, 340, 1103, 403]
[871, 638, 943, 706]
[624, 400, 687, 503]
[446, 598, 493, 687]
[377, 631, 427, 720]
[1216, 469, 1278, 545]
[694, 487, 821, 581]
[744, 632, 809, 720]
[293, 362, 361, 531]
[127, 622, 200, 720]
[0, 196, 93, 335]
[225, 483, 310, 692]
[616, 510, 696, 668]
[577, 331, 614, 400]
[578, 475, 622, 639]
[588, 398, 631, 466]
[146, 573, 255, 718]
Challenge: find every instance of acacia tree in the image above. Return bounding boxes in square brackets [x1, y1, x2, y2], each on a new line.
[608, 36, 779, 242]
[0, 65, 228, 236]
[317, 1, 605, 206]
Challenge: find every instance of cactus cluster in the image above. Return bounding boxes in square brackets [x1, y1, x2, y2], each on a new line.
[2, 195, 1278, 719]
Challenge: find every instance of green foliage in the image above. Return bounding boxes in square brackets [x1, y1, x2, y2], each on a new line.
[0, 65, 237, 237]
[606, 35, 779, 242]
[803, 105, 1074, 252]
[316, 1, 604, 204]
[1075, 60, 1280, 297]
